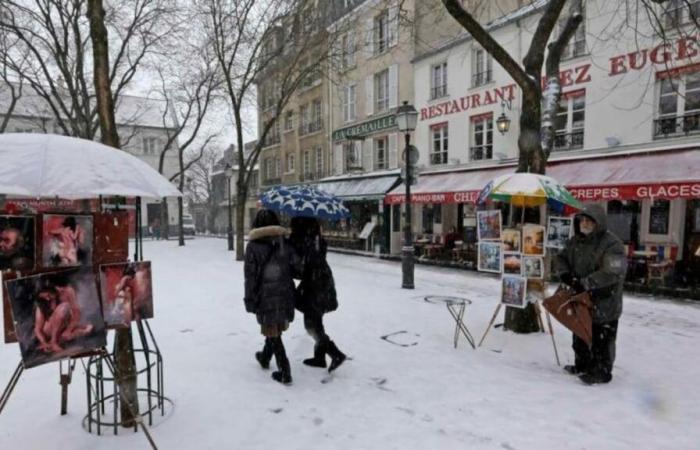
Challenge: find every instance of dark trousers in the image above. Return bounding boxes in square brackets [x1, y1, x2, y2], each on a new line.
[303, 310, 328, 346]
[572, 320, 619, 377]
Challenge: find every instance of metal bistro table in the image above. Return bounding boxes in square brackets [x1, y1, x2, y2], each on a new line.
[425, 296, 476, 349]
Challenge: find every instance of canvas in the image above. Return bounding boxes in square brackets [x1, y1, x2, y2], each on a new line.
[478, 241, 503, 273]
[546, 216, 573, 249]
[2, 271, 18, 343]
[525, 278, 546, 304]
[522, 224, 546, 256]
[5, 269, 106, 368]
[503, 252, 522, 275]
[477, 210, 502, 241]
[0, 215, 35, 271]
[93, 212, 129, 266]
[42, 214, 93, 268]
[99, 261, 153, 328]
[501, 228, 521, 252]
[501, 276, 527, 309]
[523, 256, 544, 279]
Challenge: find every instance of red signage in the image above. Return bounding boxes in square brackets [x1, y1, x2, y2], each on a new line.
[385, 191, 480, 205]
[569, 182, 700, 201]
[609, 36, 700, 76]
[420, 84, 516, 121]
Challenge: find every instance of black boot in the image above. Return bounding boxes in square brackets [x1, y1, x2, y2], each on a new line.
[270, 337, 292, 385]
[255, 338, 273, 370]
[325, 340, 346, 373]
[579, 371, 612, 385]
[303, 343, 327, 368]
[564, 365, 581, 375]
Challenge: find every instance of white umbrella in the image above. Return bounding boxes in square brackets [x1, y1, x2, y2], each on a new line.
[0, 133, 182, 199]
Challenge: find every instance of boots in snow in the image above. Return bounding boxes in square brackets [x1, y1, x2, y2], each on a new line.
[271, 337, 292, 385]
[303, 343, 327, 368]
[325, 340, 346, 373]
[255, 338, 273, 370]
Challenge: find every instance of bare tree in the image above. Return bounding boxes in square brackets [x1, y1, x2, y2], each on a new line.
[0, 24, 28, 133]
[442, 0, 583, 333]
[188, 145, 224, 234]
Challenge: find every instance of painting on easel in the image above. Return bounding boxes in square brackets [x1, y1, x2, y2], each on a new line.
[501, 276, 527, 309]
[99, 261, 154, 328]
[5, 269, 106, 368]
[0, 215, 35, 271]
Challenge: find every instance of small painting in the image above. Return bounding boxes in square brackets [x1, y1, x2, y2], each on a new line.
[523, 256, 544, 279]
[522, 224, 546, 256]
[501, 228, 521, 252]
[5, 269, 106, 369]
[546, 216, 573, 249]
[477, 241, 503, 273]
[99, 261, 153, 328]
[525, 278, 546, 304]
[477, 210, 502, 241]
[501, 275, 527, 309]
[42, 214, 93, 268]
[503, 252, 522, 275]
[0, 215, 35, 271]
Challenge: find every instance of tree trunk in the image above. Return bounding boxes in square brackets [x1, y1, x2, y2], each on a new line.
[235, 190, 246, 261]
[161, 198, 169, 240]
[178, 196, 184, 246]
[86, 0, 138, 426]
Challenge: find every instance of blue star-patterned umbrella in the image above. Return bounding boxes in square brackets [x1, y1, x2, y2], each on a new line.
[259, 185, 350, 220]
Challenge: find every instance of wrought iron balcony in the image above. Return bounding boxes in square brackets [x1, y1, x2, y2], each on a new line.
[299, 119, 323, 136]
[430, 152, 448, 165]
[430, 85, 447, 100]
[469, 146, 493, 161]
[472, 70, 492, 87]
[553, 130, 584, 151]
[654, 112, 700, 138]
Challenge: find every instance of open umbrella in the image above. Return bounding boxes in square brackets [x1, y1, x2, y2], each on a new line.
[260, 185, 350, 220]
[477, 172, 582, 210]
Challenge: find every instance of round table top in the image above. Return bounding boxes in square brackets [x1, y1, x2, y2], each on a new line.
[424, 295, 472, 306]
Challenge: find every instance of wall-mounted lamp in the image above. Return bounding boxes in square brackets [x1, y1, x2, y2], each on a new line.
[496, 99, 512, 135]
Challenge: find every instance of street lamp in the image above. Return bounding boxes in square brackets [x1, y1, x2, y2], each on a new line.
[395, 100, 419, 289]
[496, 99, 512, 135]
[224, 163, 234, 251]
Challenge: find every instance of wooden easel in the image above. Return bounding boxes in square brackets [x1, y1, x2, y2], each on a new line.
[0, 349, 158, 449]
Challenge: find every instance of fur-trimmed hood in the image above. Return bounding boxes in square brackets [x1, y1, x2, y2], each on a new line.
[248, 225, 289, 241]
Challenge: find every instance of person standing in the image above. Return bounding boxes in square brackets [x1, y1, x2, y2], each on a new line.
[289, 217, 346, 373]
[556, 204, 626, 385]
[244, 209, 300, 385]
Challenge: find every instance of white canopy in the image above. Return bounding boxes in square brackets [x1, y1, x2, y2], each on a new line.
[0, 133, 182, 200]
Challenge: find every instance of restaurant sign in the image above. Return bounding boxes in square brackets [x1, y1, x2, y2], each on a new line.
[569, 182, 700, 201]
[332, 114, 397, 141]
[385, 190, 480, 205]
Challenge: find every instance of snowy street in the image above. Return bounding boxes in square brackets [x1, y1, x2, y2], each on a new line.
[1, 237, 699, 449]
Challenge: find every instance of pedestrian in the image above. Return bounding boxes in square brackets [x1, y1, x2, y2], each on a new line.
[243, 209, 300, 385]
[556, 204, 626, 385]
[289, 216, 346, 373]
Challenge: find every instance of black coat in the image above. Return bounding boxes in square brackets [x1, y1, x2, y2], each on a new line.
[556, 204, 626, 323]
[243, 226, 301, 326]
[290, 234, 338, 315]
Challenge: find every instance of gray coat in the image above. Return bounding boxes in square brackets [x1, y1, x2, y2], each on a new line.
[556, 204, 626, 323]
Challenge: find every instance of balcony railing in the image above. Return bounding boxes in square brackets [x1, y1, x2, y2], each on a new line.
[470, 146, 493, 161]
[262, 177, 282, 186]
[430, 85, 447, 100]
[654, 112, 700, 138]
[299, 119, 323, 135]
[553, 130, 584, 151]
[430, 152, 448, 165]
[563, 40, 587, 59]
[472, 70, 492, 87]
[262, 134, 281, 147]
[299, 171, 327, 182]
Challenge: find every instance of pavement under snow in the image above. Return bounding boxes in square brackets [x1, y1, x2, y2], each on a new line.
[1, 238, 698, 449]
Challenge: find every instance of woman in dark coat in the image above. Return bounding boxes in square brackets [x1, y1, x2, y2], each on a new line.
[289, 217, 346, 373]
[244, 209, 300, 384]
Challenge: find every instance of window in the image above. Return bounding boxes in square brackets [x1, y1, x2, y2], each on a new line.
[431, 62, 448, 99]
[470, 116, 493, 161]
[303, 150, 311, 176]
[300, 104, 309, 134]
[392, 204, 401, 232]
[374, 69, 389, 113]
[430, 123, 448, 165]
[648, 199, 671, 235]
[374, 10, 389, 54]
[142, 137, 159, 155]
[265, 157, 274, 180]
[284, 111, 293, 131]
[607, 200, 640, 243]
[656, 72, 700, 137]
[342, 84, 356, 122]
[374, 137, 387, 170]
[662, 0, 700, 29]
[343, 142, 360, 172]
[559, 4, 586, 59]
[274, 156, 281, 177]
[286, 153, 295, 173]
[341, 33, 355, 70]
[315, 146, 324, 176]
[422, 205, 434, 234]
[311, 98, 322, 132]
[554, 92, 586, 151]
[472, 48, 492, 87]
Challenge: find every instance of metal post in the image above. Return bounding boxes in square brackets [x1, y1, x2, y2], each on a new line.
[227, 176, 234, 251]
[401, 132, 414, 289]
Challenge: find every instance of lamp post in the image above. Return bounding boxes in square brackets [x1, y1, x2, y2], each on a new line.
[395, 101, 419, 289]
[225, 163, 234, 251]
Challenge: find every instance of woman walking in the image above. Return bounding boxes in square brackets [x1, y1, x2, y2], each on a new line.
[244, 209, 300, 384]
[289, 217, 346, 372]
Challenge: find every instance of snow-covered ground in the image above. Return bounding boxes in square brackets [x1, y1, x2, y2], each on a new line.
[1, 238, 699, 449]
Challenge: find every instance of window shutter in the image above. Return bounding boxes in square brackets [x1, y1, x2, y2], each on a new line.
[388, 3, 399, 47]
[389, 64, 398, 109]
[363, 139, 373, 172]
[388, 133, 398, 168]
[334, 144, 343, 174]
[365, 75, 374, 116]
[365, 17, 374, 55]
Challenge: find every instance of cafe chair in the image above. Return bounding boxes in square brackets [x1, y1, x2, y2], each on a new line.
[645, 244, 678, 287]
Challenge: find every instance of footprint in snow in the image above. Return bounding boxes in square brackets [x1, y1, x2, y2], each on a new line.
[269, 408, 283, 414]
[180, 328, 194, 333]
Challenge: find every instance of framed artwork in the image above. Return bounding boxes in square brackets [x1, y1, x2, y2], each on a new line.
[5, 269, 106, 369]
[42, 214, 93, 268]
[503, 252, 522, 275]
[93, 212, 129, 266]
[2, 271, 18, 343]
[523, 256, 544, 279]
[501, 228, 521, 252]
[99, 261, 154, 328]
[546, 216, 573, 249]
[501, 276, 527, 309]
[522, 224, 546, 256]
[525, 278, 546, 304]
[477, 241, 503, 273]
[477, 210, 502, 241]
[0, 215, 35, 271]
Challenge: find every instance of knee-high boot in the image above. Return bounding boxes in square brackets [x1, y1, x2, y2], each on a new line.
[271, 337, 292, 385]
[255, 338, 274, 370]
[325, 339, 346, 373]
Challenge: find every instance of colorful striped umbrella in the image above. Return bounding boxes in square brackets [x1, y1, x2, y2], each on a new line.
[477, 173, 582, 209]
